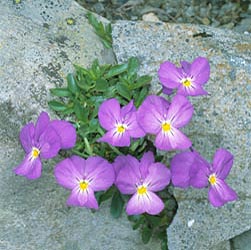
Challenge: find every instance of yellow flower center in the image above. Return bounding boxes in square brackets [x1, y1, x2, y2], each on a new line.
[79, 181, 89, 191]
[162, 122, 171, 132]
[116, 124, 126, 133]
[32, 147, 40, 158]
[137, 185, 147, 195]
[208, 174, 217, 185]
[182, 78, 192, 87]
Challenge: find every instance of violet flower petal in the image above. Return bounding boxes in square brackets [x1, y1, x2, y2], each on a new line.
[125, 193, 145, 215]
[177, 82, 208, 96]
[67, 186, 98, 209]
[137, 95, 169, 134]
[98, 98, 120, 130]
[155, 127, 191, 151]
[14, 154, 42, 180]
[35, 111, 50, 141]
[126, 112, 146, 138]
[170, 151, 196, 188]
[120, 100, 136, 117]
[84, 156, 115, 191]
[212, 148, 234, 180]
[145, 163, 171, 192]
[98, 129, 131, 147]
[139, 151, 154, 179]
[67, 185, 88, 207]
[190, 57, 210, 85]
[50, 120, 76, 149]
[162, 86, 173, 95]
[158, 61, 181, 89]
[189, 152, 210, 188]
[180, 60, 191, 73]
[70, 155, 86, 177]
[39, 127, 61, 159]
[20, 123, 35, 153]
[83, 189, 99, 209]
[167, 95, 194, 128]
[115, 155, 141, 194]
[54, 158, 82, 189]
[126, 191, 164, 215]
[113, 155, 128, 178]
[25, 158, 42, 180]
[208, 179, 237, 207]
[140, 151, 155, 167]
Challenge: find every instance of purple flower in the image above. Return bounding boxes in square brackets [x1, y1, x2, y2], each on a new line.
[14, 112, 76, 179]
[137, 94, 193, 151]
[162, 86, 173, 96]
[98, 98, 145, 147]
[170, 149, 238, 207]
[158, 57, 210, 96]
[54, 155, 115, 209]
[114, 152, 171, 215]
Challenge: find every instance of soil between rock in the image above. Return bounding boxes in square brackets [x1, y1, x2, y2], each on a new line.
[76, 0, 251, 33]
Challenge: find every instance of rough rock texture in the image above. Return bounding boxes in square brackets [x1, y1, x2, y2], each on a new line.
[112, 21, 251, 250]
[0, 2, 159, 250]
[232, 229, 251, 250]
[0, 0, 114, 138]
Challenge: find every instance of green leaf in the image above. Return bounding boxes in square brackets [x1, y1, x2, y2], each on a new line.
[134, 87, 148, 108]
[161, 239, 168, 250]
[131, 216, 145, 230]
[141, 226, 153, 244]
[130, 75, 152, 90]
[61, 107, 74, 115]
[67, 73, 79, 94]
[74, 64, 90, 76]
[86, 12, 112, 49]
[105, 63, 128, 78]
[106, 23, 112, 34]
[145, 214, 162, 227]
[116, 83, 131, 101]
[96, 78, 108, 92]
[127, 57, 139, 77]
[129, 139, 143, 152]
[102, 39, 112, 49]
[110, 189, 124, 218]
[87, 12, 99, 29]
[97, 186, 115, 205]
[48, 100, 68, 112]
[74, 101, 88, 122]
[77, 78, 94, 91]
[50, 88, 72, 97]
[84, 137, 93, 155]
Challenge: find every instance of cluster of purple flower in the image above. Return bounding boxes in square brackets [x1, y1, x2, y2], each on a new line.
[14, 112, 76, 179]
[14, 57, 237, 216]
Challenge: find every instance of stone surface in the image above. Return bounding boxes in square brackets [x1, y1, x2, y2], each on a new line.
[0, 0, 114, 141]
[112, 21, 251, 250]
[0, 2, 159, 250]
[232, 229, 251, 250]
[214, 241, 231, 250]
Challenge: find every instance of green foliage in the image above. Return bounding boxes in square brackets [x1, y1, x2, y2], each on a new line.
[49, 57, 151, 159]
[110, 188, 125, 218]
[87, 12, 113, 49]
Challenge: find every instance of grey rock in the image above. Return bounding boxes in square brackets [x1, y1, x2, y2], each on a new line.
[0, 0, 114, 140]
[112, 21, 251, 249]
[231, 229, 251, 250]
[0, 2, 159, 250]
[234, 17, 251, 33]
[214, 241, 231, 250]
